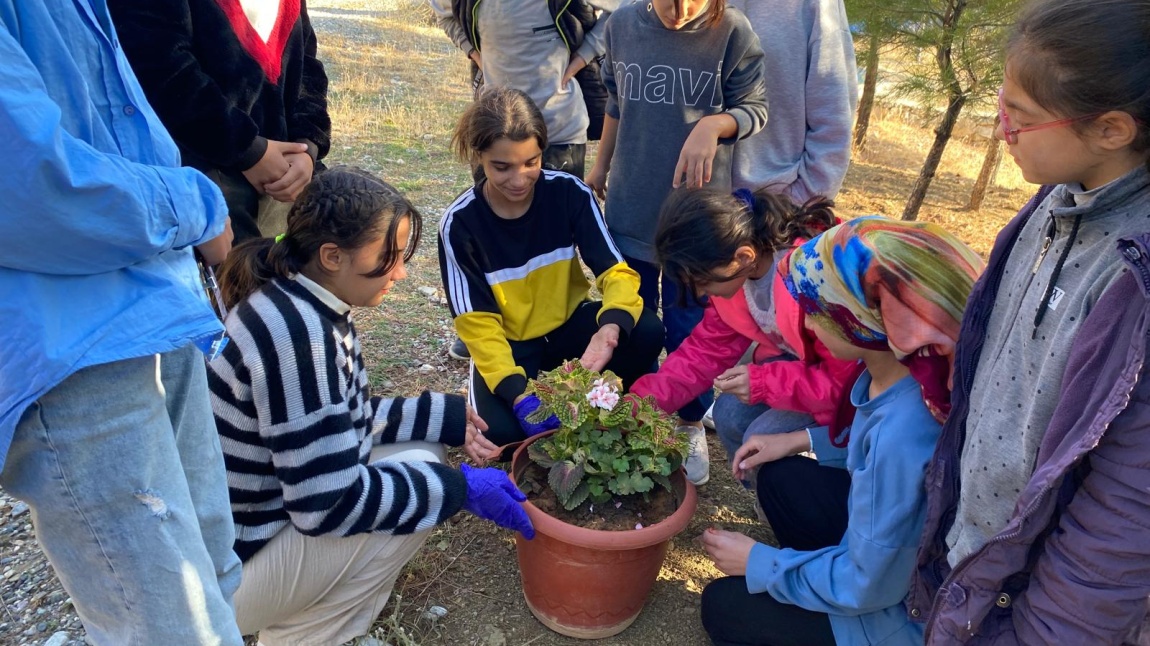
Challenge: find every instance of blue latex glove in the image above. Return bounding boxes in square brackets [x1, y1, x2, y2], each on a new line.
[513, 394, 561, 437]
[461, 464, 535, 539]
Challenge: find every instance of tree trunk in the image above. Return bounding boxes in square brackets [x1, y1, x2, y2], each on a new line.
[902, 93, 966, 221]
[967, 117, 1003, 211]
[852, 31, 881, 152]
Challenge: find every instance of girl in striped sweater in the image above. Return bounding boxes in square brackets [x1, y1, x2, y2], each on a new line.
[208, 167, 532, 646]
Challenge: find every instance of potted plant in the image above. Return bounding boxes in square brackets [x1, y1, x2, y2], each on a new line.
[511, 361, 699, 639]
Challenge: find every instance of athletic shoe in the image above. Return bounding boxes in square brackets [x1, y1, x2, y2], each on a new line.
[680, 424, 710, 486]
[448, 337, 470, 361]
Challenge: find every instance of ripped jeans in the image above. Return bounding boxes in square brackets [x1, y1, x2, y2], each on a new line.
[0, 344, 243, 645]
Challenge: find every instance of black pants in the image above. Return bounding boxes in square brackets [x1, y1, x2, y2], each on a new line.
[470, 302, 663, 452]
[542, 143, 586, 179]
[205, 167, 263, 242]
[701, 456, 851, 646]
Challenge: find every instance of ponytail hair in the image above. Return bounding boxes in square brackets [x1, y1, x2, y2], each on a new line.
[218, 166, 422, 310]
[655, 186, 836, 300]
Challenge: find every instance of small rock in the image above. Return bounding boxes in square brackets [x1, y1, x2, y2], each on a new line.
[417, 286, 437, 298]
[421, 605, 448, 622]
[43, 632, 69, 646]
[10, 502, 28, 517]
[418, 364, 435, 374]
[35, 621, 47, 633]
[484, 625, 506, 646]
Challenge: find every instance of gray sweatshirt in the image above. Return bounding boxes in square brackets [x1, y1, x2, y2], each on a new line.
[947, 165, 1150, 566]
[727, 0, 857, 201]
[429, 0, 620, 146]
[601, 3, 768, 262]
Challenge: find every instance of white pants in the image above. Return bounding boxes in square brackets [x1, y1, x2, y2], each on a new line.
[235, 442, 447, 646]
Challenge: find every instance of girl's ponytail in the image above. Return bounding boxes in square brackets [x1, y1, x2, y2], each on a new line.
[218, 238, 275, 310]
[218, 235, 310, 310]
[748, 189, 837, 249]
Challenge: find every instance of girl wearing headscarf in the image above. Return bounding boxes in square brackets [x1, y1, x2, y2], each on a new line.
[698, 217, 983, 646]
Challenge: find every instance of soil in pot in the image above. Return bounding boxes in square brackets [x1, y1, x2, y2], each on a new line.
[517, 462, 678, 531]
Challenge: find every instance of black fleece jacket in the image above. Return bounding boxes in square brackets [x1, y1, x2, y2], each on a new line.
[108, 0, 331, 172]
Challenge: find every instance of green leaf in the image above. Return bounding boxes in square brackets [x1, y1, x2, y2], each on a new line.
[548, 460, 585, 507]
[612, 457, 630, 473]
[587, 477, 612, 504]
[528, 440, 557, 468]
[630, 472, 654, 493]
[563, 482, 591, 510]
[651, 473, 672, 493]
[608, 474, 633, 496]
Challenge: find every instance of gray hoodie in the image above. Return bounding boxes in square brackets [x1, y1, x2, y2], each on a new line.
[727, 0, 857, 201]
[601, 3, 767, 262]
[429, 0, 620, 146]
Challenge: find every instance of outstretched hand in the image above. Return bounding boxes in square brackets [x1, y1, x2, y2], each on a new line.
[731, 431, 811, 482]
[464, 405, 500, 464]
[672, 118, 722, 189]
[699, 527, 755, 576]
[579, 323, 620, 372]
[714, 365, 751, 404]
[461, 464, 535, 539]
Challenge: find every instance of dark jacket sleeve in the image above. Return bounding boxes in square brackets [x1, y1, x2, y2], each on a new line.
[107, 0, 267, 170]
[287, 3, 331, 162]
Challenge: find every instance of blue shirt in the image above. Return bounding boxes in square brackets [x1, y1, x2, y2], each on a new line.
[746, 372, 940, 645]
[0, 0, 227, 470]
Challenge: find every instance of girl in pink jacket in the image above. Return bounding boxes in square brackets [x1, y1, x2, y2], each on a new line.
[631, 188, 859, 484]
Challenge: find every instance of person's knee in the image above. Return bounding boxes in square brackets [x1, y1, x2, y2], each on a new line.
[756, 455, 811, 495]
[700, 577, 745, 641]
[712, 394, 746, 440]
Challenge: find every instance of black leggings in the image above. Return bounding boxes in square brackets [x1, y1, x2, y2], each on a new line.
[470, 302, 664, 453]
[701, 456, 851, 646]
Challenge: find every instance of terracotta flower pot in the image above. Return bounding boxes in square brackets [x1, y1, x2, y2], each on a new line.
[511, 431, 699, 639]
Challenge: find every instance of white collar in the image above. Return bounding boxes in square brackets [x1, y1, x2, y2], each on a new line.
[292, 273, 351, 315]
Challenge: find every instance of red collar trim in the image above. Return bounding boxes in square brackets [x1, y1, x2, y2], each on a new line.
[213, 0, 301, 83]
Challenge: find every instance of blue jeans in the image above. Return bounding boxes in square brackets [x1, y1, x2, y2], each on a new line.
[0, 344, 243, 645]
[625, 255, 714, 422]
[713, 394, 816, 466]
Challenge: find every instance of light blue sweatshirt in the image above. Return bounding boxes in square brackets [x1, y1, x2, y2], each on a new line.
[747, 371, 938, 645]
[0, 1, 227, 469]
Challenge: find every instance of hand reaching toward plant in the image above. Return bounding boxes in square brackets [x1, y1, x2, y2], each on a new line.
[699, 527, 755, 576]
[579, 323, 620, 372]
[714, 365, 751, 404]
[464, 405, 500, 464]
[731, 431, 812, 481]
[513, 394, 561, 437]
[461, 464, 535, 539]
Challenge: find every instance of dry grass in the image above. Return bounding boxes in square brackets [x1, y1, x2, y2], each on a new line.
[304, 1, 1040, 643]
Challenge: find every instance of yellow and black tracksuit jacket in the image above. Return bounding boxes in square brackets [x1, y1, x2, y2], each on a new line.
[437, 170, 643, 403]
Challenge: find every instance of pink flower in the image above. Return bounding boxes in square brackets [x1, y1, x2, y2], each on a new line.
[585, 379, 620, 410]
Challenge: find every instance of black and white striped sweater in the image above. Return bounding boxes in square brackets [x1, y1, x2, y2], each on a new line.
[207, 277, 468, 562]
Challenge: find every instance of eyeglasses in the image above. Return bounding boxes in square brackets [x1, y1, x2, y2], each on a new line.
[998, 88, 1100, 145]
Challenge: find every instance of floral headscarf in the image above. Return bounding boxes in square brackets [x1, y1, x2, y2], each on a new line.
[780, 216, 984, 423]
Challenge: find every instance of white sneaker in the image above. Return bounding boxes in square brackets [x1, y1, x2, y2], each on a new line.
[701, 402, 716, 430]
[680, 424, 710, 486]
